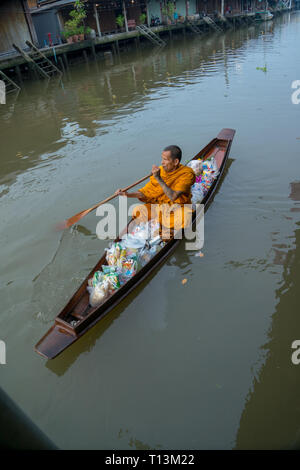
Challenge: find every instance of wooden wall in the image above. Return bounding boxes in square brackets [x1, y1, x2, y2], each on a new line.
[27, 0, 38, 8]
[99, 10, 117, 33]
[0, 0, 32, 54]
[196, 0, 224, 13]
[126, 5, 142, 22]
[196, 0, 244, 13]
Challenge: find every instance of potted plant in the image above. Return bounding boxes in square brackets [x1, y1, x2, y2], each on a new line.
[139, 13, 147, 24]
[62, 29, 74, 43]
[63, 17, 79, 41]
[78, 25, 85, 41]
[85, 26, 92, 39]
[63, 0, 88, 42]
[162, 2, 175, 24]
[116, 14, 125, 30]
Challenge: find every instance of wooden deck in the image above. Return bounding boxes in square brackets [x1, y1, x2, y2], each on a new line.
[0, 8, 291, 74]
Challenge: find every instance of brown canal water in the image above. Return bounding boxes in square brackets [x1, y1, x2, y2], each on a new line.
[0, 12, 300, 450]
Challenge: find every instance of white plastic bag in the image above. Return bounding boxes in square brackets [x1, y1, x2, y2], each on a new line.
[121, 233, 146, 249]
[202, 157, 219, 176]
[187, 160, 203, 176]
[191, 183, 204, 204]
[87, 280, 110, 308]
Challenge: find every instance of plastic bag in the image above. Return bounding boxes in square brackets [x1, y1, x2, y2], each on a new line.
[138, 245, 161, 268]
[128, 220, 161, 241]
[148, 220, 160, 238]
[121, 233, 146, 250]
[88, 270, 104, 287]
[202, 157, 219, 176]
[103, 272, 121, 291]
[187, 159, 203, 176]
[130, 222, 149, 240]
[149, 235, 162, 247]
[87, 280, 110, 307]
[119, 258, 137, 284]
[122, 258, 137, 276]
[102, 265, 118, 275]
[191, 183, 204, 204]
[105, 242, 124, 266]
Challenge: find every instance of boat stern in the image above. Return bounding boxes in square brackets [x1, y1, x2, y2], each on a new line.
[35, 325, 77, 360]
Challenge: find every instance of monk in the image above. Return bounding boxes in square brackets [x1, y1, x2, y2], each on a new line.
[115, 145, 196, 238]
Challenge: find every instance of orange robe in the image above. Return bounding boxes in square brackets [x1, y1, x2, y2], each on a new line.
[132, 164, 196, 235]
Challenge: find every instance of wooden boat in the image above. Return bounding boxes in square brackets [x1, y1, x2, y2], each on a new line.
[254, 10, 273, 21]
[35, 128, 235, 359]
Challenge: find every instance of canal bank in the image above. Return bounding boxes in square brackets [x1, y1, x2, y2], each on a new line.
[0, 7, 291, 84]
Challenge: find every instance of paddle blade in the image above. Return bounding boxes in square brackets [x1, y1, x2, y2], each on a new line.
[55, 220, 68, 231]
[55, 209, 91, 231]
[53, 172, 149, 232]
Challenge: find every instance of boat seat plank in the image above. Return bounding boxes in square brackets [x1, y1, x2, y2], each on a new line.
[71, 295, 91, 319]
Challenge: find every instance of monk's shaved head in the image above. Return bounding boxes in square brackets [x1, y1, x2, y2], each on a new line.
[163, 145, 182, 162]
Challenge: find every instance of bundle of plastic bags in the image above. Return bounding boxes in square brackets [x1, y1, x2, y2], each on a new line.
[187, 159, 203, 176]
[189, 156, 219, 204]
[86, 220, 164, 307]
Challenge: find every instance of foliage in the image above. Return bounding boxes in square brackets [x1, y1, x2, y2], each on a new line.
[256, 65, 267, 72]
[78, 25, 86, 35]
[116, 14, 125, 28]
[139, 13, 147, 24]
[162, 2, 175, 21]
[62, 0, 88, 37]
[62, 29, 74, 39]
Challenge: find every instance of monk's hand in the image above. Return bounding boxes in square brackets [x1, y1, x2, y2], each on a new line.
[152, 165, 161, 179]
[115, 188, 128, 197]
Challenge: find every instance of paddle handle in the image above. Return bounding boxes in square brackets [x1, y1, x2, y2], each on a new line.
[58, 172, 152, 229]
[87, 172, 152, 213]
[123, 172, 152, 191]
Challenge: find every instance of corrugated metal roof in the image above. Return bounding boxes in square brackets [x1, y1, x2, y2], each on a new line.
[31, 0, 76, 14]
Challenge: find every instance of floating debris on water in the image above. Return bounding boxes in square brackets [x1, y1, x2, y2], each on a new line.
[182, 278, 187, 285]
[256, 66, 267, 72]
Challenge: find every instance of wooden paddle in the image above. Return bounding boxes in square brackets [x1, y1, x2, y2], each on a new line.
[56, 173, 152, 230]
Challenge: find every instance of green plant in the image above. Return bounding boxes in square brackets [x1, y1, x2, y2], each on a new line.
[62, 29, 74, 39]
[139, 13, 147, 24]
[256, 65, 267, 72]
[162, 2, 175, 21]
[116, 14, 125, 28]
[63, 0, 87, 37]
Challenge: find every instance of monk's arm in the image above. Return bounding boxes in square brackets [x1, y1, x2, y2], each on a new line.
[115, 189, 147, 202]
[154, 175, 183, 202]
[126, 191, 147, 201]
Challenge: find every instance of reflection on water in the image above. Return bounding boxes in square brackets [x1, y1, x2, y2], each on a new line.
[235, 187, 300, 448]
[0, 22, 276, 193]
[117, 428, 158, 450]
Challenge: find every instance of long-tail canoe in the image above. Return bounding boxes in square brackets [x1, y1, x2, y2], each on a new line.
[35, 128, 235, 359]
